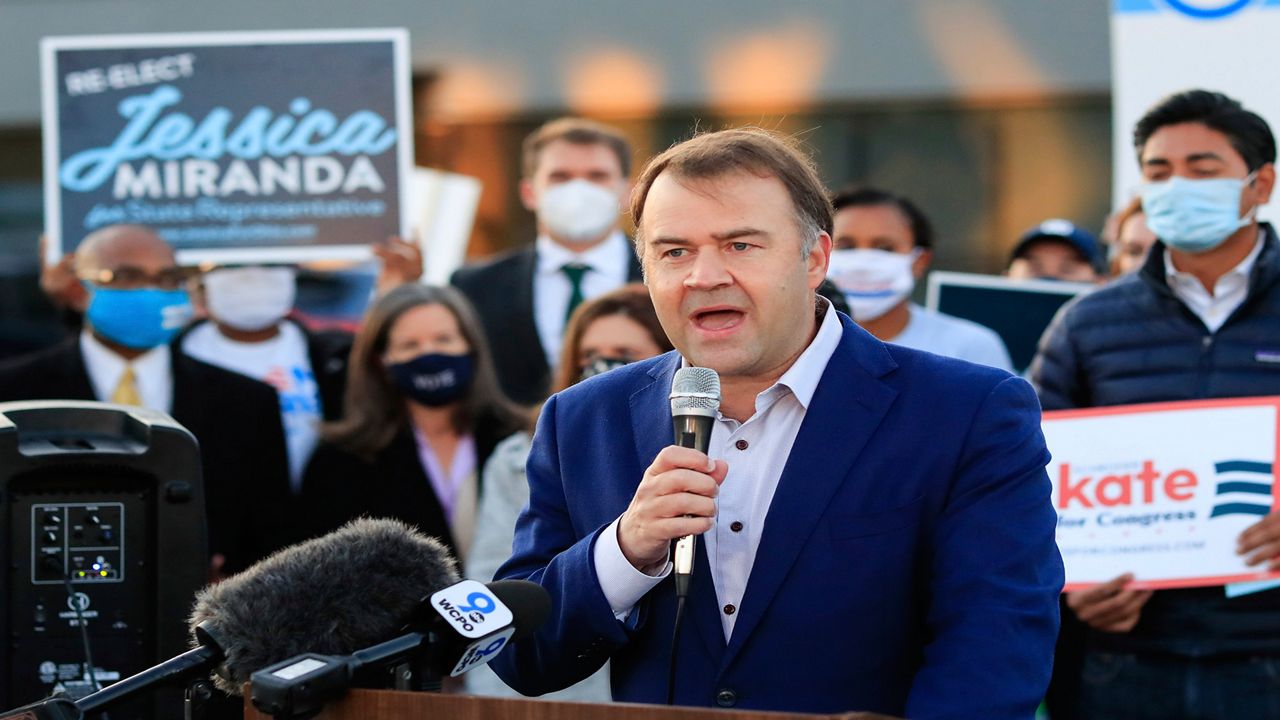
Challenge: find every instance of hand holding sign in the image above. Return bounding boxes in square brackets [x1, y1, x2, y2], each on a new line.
[1237, 511, 1280, 569]
[1065, 573, 1153, 634]
[38, 234, 88, 312]
[373, 235, 423, 294]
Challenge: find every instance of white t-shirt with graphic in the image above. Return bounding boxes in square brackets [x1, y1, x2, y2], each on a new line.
[182, 321, 321, 492]
[890, 304, 1014, 372]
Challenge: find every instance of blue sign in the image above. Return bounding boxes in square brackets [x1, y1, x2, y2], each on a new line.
[41, 30, 412, 264]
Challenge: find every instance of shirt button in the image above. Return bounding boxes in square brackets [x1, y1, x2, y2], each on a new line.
[723, 604, 736, 615]
[730, 521, 743, 532]
[716, 689, 737, 707]
[735, 439, 749, 450]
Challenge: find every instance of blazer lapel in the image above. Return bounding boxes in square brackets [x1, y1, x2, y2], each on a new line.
[722, 318, 899, 666]
[169, 346, 201, 426]
[513, 248, 549, 378]
[630, 353, 727, 660]
[62, 339, 97, 400]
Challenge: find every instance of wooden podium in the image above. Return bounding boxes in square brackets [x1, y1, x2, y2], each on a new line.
[243, 689, 900, 720]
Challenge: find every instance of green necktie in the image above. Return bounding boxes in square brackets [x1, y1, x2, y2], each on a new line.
[562, 263, 590, 323]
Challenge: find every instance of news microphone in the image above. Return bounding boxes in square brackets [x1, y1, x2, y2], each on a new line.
[249, 579, 551, 719]
[188, 517, 460, 695]
[669, 366, 721, 599]
[2, 518, 458, 718]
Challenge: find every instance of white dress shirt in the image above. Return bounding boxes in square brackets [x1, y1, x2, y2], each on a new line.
[593, 300, 844, 640]
[80, 331, 173, 414]
[533, 230, 633, 368]
[1164, 231, 1263, 333]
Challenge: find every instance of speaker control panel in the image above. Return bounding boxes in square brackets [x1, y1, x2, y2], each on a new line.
[30, 503, 125, 585]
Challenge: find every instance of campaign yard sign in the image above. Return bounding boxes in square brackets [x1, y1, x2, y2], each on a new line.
[924, 271, 1093, 373]
[1044, 397, 1280, 591]
[41, 29, 412, 265]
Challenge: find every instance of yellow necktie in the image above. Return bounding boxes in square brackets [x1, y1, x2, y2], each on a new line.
[111, 366, 141, 406]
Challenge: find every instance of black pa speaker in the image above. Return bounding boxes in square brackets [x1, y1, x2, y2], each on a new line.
[0, 401, 207, 718]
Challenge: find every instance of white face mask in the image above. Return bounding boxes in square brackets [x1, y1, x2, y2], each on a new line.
[827, 248, 918, 322]
[537, 179, 621, 244]
[203, 266, 297, 332]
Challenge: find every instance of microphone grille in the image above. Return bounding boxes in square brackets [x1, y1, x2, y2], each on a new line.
[670, 367, 721, 413]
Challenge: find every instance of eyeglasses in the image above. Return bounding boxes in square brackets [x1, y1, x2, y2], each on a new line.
[79, 265, 199, 290]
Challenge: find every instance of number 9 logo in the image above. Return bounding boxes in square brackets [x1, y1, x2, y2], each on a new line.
[458, 591, 496, 614]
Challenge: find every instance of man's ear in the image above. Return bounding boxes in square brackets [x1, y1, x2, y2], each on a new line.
[1251, 163, 1276, 207]
[912, 249, 933, 280]
[519, 178, 538, 212]
[806, 231, 832, 290]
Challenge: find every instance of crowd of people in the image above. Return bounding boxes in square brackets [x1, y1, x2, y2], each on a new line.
[1, 86, 1277, 718]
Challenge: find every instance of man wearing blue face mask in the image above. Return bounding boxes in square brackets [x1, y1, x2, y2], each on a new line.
[1032, 90, 1280, 719]
[0, 224, 294, 577]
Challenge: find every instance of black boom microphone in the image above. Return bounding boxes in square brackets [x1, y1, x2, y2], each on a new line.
[669, 366, 721, 599]
[188, 517, 461, 695]
[249, 579, 551, 719]
[60, 517, 460, 715]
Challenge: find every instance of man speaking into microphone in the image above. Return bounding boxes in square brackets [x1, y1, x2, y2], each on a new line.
[491, 128, 1063, 719]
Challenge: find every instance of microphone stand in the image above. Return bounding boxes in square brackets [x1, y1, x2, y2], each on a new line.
[76, 623, 225, 716]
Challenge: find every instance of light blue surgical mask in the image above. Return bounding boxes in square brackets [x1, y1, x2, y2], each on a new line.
[1140, 172, 1258, 254]
[85, 286, 193, 350]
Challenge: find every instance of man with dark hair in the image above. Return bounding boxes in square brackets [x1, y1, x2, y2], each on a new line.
[451, 117, 642, 405]
[827, 186, 1011, 369]
[491, 128, 1063, 717]
[1032, 89, 1280, 719]
[1006, 219, 1102, 282]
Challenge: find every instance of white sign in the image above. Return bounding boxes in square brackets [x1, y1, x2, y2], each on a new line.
[408, 167, 482, 286]
[1045, 396, 1280, 590]
[1112, 0, 1280, 217]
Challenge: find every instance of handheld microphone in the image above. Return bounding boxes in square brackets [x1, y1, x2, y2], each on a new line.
[249, 579, 551, 719]
[669, 366, 721, 598]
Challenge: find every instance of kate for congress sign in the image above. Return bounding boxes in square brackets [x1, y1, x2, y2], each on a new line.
[41, 29, 412, 265]
[1045, 397, 1280, 591]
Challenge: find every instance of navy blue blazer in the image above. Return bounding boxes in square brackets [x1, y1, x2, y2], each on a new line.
[492, 313, 1063, 719]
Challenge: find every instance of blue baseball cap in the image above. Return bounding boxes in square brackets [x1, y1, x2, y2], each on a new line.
[1012, 219, 1100, 266]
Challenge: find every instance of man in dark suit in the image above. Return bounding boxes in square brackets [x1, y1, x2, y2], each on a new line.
[0, 224, 293, 575]
[451, 117, 642, 406]
[490, 129, 1063, 718]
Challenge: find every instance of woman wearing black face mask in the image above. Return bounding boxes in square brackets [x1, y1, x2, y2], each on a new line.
[464, 283, 671, 701]
[300, 284, 525, 563]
